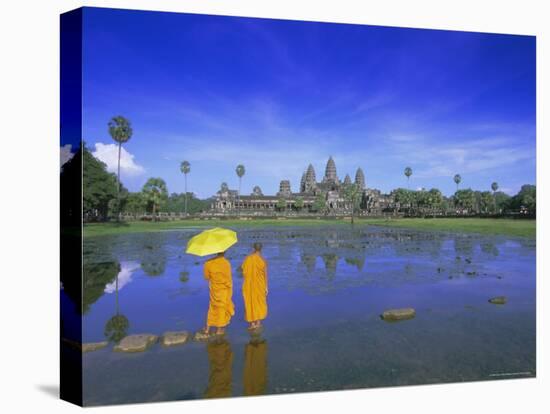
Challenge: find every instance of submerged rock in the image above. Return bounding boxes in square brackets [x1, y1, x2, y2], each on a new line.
[114, 334, 158, 352]
[82, 341, 109, 353]
[161, 331, 190, 347]
[488, 296, 507, 305]
[179, 271, 189, 282]
[381, 308, 416, 321]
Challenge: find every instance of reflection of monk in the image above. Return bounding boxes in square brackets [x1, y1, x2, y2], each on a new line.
[243, 339, 268, 396]
[202, 252, 235, 335]
[204, 339, 233, 398]
[242, 243, 268, 330]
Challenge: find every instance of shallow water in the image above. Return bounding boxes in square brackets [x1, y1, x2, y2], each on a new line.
[67, 225, 536, 406]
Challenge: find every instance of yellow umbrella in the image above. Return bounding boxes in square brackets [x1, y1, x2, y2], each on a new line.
[185, 227, 238, 257]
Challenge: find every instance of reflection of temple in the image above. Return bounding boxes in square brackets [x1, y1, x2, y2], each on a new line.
[211, 157, 393, 215]
[321, 254, 338, 277]
[204, 338, 233, 399]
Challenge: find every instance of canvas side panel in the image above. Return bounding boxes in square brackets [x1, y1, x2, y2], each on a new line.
[60, 7, 83, 407]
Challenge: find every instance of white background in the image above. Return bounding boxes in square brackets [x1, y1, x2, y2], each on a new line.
[0, 0, 548, 412]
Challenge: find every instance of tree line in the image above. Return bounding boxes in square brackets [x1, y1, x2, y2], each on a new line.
[393, 167, 535, 216]
[75, 115, 535, 222]
[81, 142, 209, 221]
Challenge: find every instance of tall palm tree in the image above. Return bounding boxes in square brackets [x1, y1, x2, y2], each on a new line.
[404, 167, 412, 189]
[108, 116, 133, 218]
[236, 164, 245, 214]
[491, 181, 499, 213]
[180, 161, 191, 216]
[454, 174, 462, 191]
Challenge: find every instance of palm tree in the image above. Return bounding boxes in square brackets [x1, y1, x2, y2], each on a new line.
[454, 174, 462, 191]
[180, 161, 191, 216]
[404, 167, 413, 189]
[491, 181, 499, 213]
[142, 178, 168, 221]
[235, 164, 245, 214]
[108, 116, 133, 218]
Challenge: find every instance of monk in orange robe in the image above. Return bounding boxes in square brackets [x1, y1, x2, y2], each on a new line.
[241, 243, 268, 330]
[202, 251, 235, 336]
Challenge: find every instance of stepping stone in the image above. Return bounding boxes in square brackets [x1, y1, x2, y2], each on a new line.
[488, 296, 507, 305]
[114, 334, 158, 353]
[193, 331, 211, 341]
[381, 308, 416, 321]
[248, 326, 264, 336]
[161, 331, 190, 347]
[82, 341, 108, 353]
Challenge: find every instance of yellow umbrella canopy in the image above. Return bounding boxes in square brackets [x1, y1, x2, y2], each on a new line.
[185, 227, 238, 257]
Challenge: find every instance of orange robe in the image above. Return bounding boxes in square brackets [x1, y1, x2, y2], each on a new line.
[241, 253, 268, 322]
[203, 256, 235, 327]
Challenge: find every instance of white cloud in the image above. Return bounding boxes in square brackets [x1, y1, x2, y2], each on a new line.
[60, 144, 74, 169]
[104, 261, 140, 294]
[92, 142, 145, 176]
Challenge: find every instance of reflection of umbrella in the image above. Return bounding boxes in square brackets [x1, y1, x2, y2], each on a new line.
[186, 227, 237, 257]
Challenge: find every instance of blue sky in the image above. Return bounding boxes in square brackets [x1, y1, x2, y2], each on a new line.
[80, 7, 536, 198]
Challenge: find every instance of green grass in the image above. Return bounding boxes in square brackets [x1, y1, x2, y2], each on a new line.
[83, 217, 535, 239]
[365, 217, 536, 239]
[83, 218, 356, 237]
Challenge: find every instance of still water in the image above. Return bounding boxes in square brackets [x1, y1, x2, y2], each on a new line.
[69, 225, 535, 406]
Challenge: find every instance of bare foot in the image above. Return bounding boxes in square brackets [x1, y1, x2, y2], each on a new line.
[215, 328, 225, 335]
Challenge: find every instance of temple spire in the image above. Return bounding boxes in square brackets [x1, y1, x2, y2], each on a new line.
[355, 167, 366, 189]
[323, 156, 339, 184]
[303, 163, 317, 193]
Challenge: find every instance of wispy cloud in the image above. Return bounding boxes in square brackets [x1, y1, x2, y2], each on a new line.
[386, 133, 534, 179]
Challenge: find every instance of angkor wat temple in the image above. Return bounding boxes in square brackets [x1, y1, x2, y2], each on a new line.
[210, 157, 394, 215]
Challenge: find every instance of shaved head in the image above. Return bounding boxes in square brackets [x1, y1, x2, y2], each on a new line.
[253, 242, 263, 252]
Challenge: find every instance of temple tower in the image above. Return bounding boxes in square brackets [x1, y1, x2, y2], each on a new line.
[343, 174, 352, 186]
[278, 180, 291, 196]
[252, 186, 263, 196]
[355, 167, 366, 189]
[303, 163, 317, 193]
[323, 156, 339, 184]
